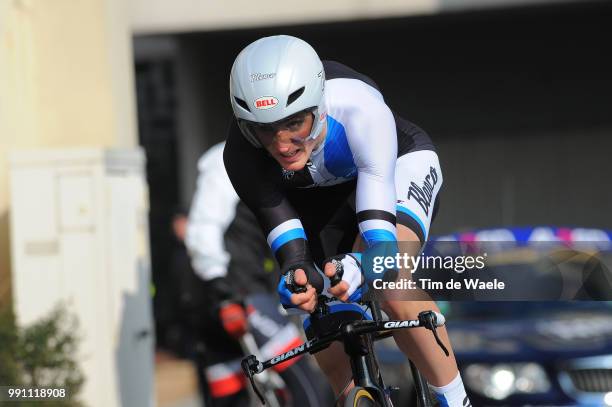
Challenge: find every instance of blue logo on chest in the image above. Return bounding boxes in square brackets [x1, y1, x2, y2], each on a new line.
[322, 116, 357, 178]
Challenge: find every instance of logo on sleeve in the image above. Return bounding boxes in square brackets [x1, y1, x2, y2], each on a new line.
[407, 167, 438, 216]
[254, 96, 278, 110]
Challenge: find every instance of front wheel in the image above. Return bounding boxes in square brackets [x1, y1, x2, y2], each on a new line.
[344, 387, 379, 407]
[277, 358, 335, 406]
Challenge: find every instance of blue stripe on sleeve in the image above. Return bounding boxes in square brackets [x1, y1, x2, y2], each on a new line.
[396, 205, 428, 240]
[270, 228, 307, 253]
[362, 229, 396, 247]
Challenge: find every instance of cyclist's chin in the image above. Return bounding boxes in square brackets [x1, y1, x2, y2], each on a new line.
[275, 151, 309, 171]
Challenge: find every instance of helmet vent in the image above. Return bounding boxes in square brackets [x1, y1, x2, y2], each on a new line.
[234, 97, 251, 112]
[286, 87, 305, 107]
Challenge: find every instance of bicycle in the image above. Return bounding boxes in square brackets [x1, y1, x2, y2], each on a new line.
[242, 293, 449, 406]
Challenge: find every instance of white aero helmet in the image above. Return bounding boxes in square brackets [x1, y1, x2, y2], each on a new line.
[230, 35, 326, 148]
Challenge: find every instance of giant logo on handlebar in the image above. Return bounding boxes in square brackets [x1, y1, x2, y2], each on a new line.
[270, 339, 315, 365]
[384, 320, 419, 329]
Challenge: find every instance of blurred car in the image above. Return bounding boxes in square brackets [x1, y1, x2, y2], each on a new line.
[444, 301, 612, 406]
[438, 226, 612, 406]
[377, 226, 612, 406]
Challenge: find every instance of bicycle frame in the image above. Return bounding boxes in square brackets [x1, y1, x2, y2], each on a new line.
[242, 296, 448, 406]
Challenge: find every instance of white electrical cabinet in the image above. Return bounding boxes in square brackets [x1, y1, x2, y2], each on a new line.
[9, 148, 155, 407]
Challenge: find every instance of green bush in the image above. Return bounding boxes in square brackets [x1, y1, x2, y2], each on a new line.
[0, 305, 20, 386]
[0, 303, 84, 407]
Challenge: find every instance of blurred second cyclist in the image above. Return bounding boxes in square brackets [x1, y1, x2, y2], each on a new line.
[185, 142, 333, 406]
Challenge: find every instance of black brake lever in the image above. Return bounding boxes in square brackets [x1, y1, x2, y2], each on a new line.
[418, 311, 450, 357]
[241, 355, 266, 404]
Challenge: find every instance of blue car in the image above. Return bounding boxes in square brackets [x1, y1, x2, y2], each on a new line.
[441, 227, 612, 406]
[444, 301, 612, 406]
[378, 227, 612, 406]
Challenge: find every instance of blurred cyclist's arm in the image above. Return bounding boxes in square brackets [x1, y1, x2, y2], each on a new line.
[185, 143, 248, 337]
[186, 143, 238, 285]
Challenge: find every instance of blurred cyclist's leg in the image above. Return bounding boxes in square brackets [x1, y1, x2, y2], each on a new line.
[196, 310, 249, 407]
[206, 388, 249, 407]
[202, 351, 249, 407]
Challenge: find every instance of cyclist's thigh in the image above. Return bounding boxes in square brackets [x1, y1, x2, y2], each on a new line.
[394, 150, 443, 244]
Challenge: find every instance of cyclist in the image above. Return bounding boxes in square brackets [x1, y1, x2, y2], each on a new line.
[186, 142, 332, 406]
[224, 35, 470, 406]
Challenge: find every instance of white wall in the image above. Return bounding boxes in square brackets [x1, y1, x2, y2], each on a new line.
[9, 148, 155, 407]
[129, 0, 581, 35]
[0, 0, 139, 308]
[129, 0, 437, 34]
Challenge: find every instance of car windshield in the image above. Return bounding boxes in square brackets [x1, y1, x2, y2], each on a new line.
[442, 301, 612, 321]
[436, 249, 612, 320]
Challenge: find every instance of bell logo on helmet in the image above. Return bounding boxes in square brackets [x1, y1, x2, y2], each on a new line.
[254, 96, 279, 110]
[230, 36, 325, 146]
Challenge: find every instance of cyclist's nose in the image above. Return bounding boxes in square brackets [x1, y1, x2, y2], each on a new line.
[273, 130, 296, 149]
[275, 141, 294, 156]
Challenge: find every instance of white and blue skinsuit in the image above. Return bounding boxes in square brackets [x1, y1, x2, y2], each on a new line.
[224, 60, 443, 279]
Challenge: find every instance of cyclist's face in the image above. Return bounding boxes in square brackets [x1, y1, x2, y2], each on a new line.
[252, 111, 318, 171]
